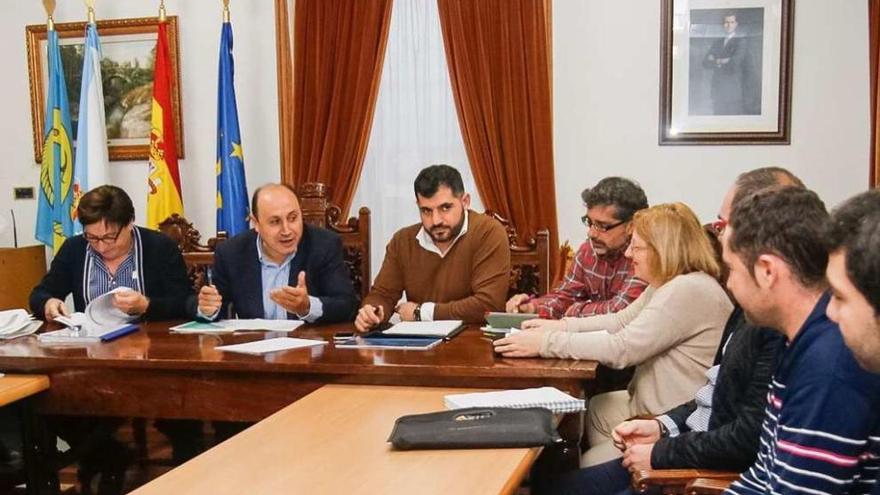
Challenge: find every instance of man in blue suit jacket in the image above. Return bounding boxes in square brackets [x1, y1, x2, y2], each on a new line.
[193, 183, 358, 323]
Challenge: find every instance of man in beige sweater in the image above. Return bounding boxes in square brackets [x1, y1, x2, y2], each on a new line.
[355, 165, 511, 331]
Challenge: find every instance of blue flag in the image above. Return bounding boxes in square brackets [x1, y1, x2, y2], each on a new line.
[216, 21, 249, 236]
[72, 23, 110, 233]
[36, 30, 75, 253]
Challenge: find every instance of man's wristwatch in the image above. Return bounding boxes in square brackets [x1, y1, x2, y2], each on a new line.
[656, 419, 669, 438]
[413, 304, 422, 322]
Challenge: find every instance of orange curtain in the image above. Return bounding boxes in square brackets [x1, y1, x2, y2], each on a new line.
[280, 0, 393, 213]
[275, 0, 295, 181]
[437, 0, 560, 277]
[871, 0, 880, 187]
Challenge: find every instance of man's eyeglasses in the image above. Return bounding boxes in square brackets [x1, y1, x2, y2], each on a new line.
[711, 217, 728, 237]
[83, 229, 123, 245]
[581, 215, 627, 233]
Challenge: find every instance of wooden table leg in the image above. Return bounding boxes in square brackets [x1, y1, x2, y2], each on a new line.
[20, 403, 59, 495]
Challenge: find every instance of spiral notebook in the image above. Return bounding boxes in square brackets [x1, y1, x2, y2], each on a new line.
[444, 386, 585, 414]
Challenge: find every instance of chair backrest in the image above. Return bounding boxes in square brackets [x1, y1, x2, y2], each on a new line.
[486, 211, 550, 299]
[157, 214, 227, 291]
[296, 183, 371, 301]
[0, 246, 46, 311]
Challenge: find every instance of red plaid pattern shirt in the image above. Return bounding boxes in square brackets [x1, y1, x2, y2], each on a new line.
[534, 240, 646, 319]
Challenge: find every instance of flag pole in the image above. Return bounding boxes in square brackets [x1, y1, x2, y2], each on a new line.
[223, 0, 230, 22]
[42, 0, 56, 30]
[159, 0, 166, 22]
[85, 0, 95, 24]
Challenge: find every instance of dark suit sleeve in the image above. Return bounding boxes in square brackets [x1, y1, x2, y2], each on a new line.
[650, 329, 781, 471]
[144, 237, 193, 320]
[307, 234, 358, 324]
[29, 241, 76, 319]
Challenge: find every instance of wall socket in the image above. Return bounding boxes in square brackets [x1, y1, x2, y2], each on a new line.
[13, 187, 34, 200]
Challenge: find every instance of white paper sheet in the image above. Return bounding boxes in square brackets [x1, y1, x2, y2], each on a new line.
[55, 288, 136, 333]
[215, 337, 326, 355]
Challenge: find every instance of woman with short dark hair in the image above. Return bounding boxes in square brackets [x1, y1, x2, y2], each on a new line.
[30, 184, 192, 321]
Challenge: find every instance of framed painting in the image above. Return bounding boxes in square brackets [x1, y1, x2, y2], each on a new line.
[26, 16, 184, 162]
[659, 0, 793, 144]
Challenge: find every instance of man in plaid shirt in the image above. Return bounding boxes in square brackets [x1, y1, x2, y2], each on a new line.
[507, 177, 648, 318]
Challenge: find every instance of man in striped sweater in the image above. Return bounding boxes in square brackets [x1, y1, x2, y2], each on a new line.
[722, 187, 880, 494]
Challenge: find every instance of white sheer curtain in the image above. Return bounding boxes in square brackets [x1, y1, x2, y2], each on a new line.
[351, 0, 483, 283]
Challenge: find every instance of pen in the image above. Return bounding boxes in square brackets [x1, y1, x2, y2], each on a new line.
[206, 267, 214, 286]
[443, 323, 467, 342]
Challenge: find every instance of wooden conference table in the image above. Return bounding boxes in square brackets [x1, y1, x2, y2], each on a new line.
[0, 322, 597, 462]
[132, 385, 541, 495]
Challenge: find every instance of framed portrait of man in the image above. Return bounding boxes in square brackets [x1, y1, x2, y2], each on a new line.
[659, 0, 793, 144]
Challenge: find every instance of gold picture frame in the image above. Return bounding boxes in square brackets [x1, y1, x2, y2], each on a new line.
[26, 16, 184, 162]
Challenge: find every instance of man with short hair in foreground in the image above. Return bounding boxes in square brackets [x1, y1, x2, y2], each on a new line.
[722, 187, 880, 495]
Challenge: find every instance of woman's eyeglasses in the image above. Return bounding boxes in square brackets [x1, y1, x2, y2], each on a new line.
[83, 229, 123, 245]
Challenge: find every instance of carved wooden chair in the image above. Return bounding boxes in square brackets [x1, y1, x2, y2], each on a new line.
[295, 183, 371, 301]
[485, 211, 550, 299]
[157, 213, 228, 291]
[632, 469, 738, 494]
[133, 215, 226, 467]
[685, 477, 735, 494]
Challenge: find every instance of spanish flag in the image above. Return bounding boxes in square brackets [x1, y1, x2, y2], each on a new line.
[146, 21, 183, 229]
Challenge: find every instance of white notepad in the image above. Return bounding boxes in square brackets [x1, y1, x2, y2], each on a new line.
[215, 337, 326, 355]
[381, 320, 463, 337]
[171, 319, 305, 334]
[444, 386, 585, 414]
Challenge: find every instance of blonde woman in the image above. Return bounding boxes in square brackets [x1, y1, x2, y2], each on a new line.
[495, 203, 732, 466]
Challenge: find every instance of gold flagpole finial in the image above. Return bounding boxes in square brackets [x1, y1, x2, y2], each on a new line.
[85, 0, 96, 24]
[222, 0, 230, 22]
[159, 0, 166, 22]
[42, 0, 56, 30]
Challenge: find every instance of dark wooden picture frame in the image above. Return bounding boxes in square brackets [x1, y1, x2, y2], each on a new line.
[26, 16, 184, 162]
[659, 0, 793, 145]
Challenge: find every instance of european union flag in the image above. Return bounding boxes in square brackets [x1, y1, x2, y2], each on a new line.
[36, 29, 75, 253]
[216, 21, 249, 236]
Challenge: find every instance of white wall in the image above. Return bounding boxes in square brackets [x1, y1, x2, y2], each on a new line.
[553, 1, 870, 246]
[0, 0, 279, 248]
[0, 1, 871, 253]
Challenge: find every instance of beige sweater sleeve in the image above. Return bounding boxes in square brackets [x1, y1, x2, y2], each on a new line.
[540, 272, 732, 369]
[560, 286, 655, 333]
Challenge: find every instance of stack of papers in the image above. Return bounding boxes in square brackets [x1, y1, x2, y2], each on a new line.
[38, 323, 139, 344]
[51, 288, 136, 334]
[0, 309, 40, 340]
[444, 387, 586, 414]
[171, 319, 305, 334]
[381, 320, 464, 338]
[215, 337, 326, 355]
